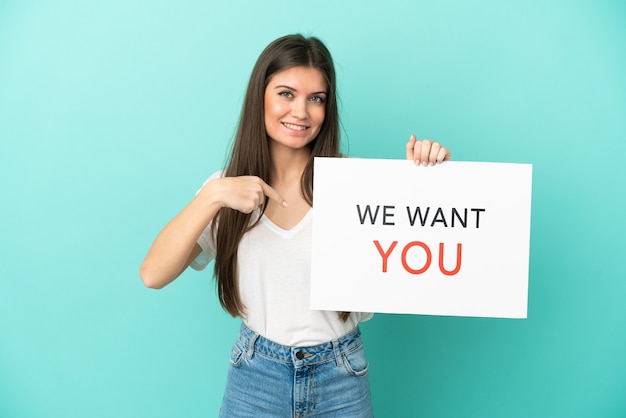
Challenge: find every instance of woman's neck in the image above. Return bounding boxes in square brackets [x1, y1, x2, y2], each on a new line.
[269, 144, 311, 187]
[265, 144, 312, 230]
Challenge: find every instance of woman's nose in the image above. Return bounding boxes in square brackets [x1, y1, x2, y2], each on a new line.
[290, 98, 308, 119]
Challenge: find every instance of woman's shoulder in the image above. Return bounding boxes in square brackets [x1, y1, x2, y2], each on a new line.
[206, 170, 225, 182]
[195, 170, 224, 195]
[203, 170, 226, 185]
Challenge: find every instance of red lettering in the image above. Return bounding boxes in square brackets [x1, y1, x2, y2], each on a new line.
[401, 241, 432, 274]
[374, 240, 463, 276]
[373, 240, 398, 273]
[438, 243, 462, 276]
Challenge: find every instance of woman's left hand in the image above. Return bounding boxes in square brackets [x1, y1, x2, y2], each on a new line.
[406, 134, 451, 166]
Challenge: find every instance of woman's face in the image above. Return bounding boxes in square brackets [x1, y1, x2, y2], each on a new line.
[264, 66, 327, 152]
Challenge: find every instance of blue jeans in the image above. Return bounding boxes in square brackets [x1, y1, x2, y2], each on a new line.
[219, 323, 374, 417]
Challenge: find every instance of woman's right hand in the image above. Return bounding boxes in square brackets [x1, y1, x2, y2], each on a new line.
[202, 176, 288, 213]
[139, 175, 287, 289]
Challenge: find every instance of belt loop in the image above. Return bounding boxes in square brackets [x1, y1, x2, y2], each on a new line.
[246, 332, 259, 359]
[331, 338, 343, 367]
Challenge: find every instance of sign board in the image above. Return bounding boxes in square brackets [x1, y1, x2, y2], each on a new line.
[310, 158, 532, 318]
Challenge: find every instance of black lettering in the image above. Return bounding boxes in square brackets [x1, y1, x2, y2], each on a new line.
[471, 208, 486, 228]
[356, 205, 380, 225]
[382, 206, 395, 226]
[406, 206, 430, 226]
[451, 208, 467, 228]
[430, 207, 448, 227]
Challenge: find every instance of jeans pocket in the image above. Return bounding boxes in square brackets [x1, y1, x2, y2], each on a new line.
[342, 345, 369, 377]
[230, 343, 244, 367]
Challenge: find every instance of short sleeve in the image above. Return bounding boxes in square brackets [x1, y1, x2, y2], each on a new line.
[357, 312, 374, 322]
[189, 171, 223, 271]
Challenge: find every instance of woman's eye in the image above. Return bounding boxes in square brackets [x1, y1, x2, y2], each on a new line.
[279, 91, 293, 98]
[310, 95, 325, 103]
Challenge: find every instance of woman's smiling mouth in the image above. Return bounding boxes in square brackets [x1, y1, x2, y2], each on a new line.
[282, 122, 308, 131]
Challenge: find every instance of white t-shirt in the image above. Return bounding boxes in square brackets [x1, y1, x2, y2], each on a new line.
[190, 173, 372, 347]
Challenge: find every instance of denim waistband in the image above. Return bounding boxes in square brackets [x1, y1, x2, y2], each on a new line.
[236, 323, 363, 367]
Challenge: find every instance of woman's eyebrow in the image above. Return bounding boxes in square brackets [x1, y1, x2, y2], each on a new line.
[273, 85, 327, 95]
[274, 84, 296, 91]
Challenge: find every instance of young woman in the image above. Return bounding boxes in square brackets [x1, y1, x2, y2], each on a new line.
[140, 34, 450, 417]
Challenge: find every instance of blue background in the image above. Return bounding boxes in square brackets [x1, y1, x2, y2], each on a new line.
[1, 1, 625, 417]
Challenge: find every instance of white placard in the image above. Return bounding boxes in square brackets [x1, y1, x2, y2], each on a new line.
[310, 158, 532, 318]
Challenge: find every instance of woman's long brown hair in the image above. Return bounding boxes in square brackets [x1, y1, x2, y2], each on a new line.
[211, 34, 350, 321]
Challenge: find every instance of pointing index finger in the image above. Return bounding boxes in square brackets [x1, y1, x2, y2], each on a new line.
[260, 181, 288, 208]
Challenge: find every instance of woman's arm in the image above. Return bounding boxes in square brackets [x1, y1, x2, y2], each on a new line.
[139, 188, 222, 289]
[139, 176, 287, 289]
